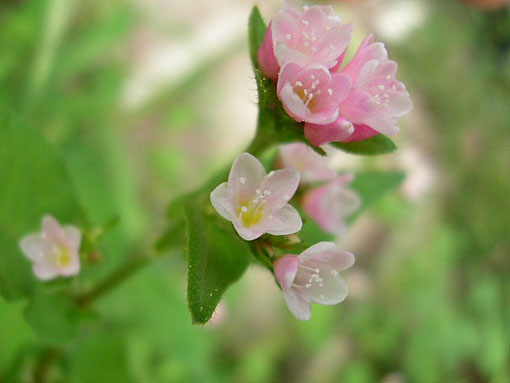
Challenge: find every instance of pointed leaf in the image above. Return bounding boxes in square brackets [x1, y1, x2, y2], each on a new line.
[331, 135, 397, 155]
[185, 203, 251, 324]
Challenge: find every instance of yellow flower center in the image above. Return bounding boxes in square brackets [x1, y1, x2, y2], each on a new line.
[238, 201, 265, 228]
[53, 245, 73, 267]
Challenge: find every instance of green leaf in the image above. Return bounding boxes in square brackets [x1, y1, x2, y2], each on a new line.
[184, 203, 251, 324]
[0, 110, 84, 300]
[248, 6, 266, 71]
[349, 170, 406, 222]
[298, 210, 335, 246]
[23, 288, 92, 344]
[331, 135, 397, 155]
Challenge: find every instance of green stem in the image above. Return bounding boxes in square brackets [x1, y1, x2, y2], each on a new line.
[75, 253, 151, 307]
[75, 130, 273, 307]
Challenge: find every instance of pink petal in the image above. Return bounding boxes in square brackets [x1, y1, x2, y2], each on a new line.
[210, 182, 236, 221]
[283, 289, 312, 321]
[344, 124, 380, 142]
[265, 204, 302, 236]
[305, 117, 354, 146]
[299, 241, 337, 262]
[278, 81, 308, 121]
[304, 268, 349, 305]
[339, 89, 377, 122]
[258, 23, 280, 80]
[274, 255, 300, 290]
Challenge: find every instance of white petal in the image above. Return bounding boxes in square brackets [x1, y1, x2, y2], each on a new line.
[265, 204, 302, 236]
[210, 182, 236, 221]
[42, 215, 64, 243]
[60, 254, 81, 277]
[33, 262, 59, 281]
[63, 226, 82, 252]
[19, 233, 47, 261]
[228, 153, 266, 202]
[261, 168, 300, 209]
[306, 272, 349, 305]
[299, 241, 337, 262]
[283, 289, 312, 321]
[232, 223, 265, 241]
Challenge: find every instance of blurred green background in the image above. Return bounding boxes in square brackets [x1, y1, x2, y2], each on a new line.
[1, 0, 509, 382]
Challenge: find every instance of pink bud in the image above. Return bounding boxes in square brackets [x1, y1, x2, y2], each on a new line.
[258, 23, 280, 81]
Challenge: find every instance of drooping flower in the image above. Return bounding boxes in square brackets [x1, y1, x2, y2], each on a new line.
[277, 63, 351, 125]
[258, 4, 353, 80]
[338, 34, 413, 136]
[274, 242, 354, 321]
[210, 153, 302, 241]
[279, 143, 338, 183]
[19, 215, 81, 281]
[302, 176, 361, 235]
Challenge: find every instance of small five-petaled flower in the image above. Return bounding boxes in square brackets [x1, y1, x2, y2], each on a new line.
[19, 215, 81, 281]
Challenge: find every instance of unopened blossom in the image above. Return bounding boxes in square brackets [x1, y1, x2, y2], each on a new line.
[303, 176, 361, 235]
[258, 4, 353, 80]
[210, 153, 302, 241]
[19, 215, 81, 281]
[305, 118, 382, 146]
[339, 34, 413, 136]
[274, 242, 354, 321]
[277, 63, 351, 125]
[279, 143, 337, 183]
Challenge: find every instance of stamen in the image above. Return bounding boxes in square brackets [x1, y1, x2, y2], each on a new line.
[328, 89, 333, 96]
[286, 34, 291, 40]
[239, 177, 246, 185]
[267, 171, 275, 178]
[301, 265, 320, 273]
[295, 81, 303, 87]
[330, 269, 339, 277]
[302, 19, 309, 26]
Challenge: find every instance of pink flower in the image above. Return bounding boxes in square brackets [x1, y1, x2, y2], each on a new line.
[210, 153, 302, 241]
[338, 34, 413, 136]
[304, 116, 354, 146]
[277, 63, 351, 125]
[279, 143, 337, 183]
[19, 215, 81, 281]
[302, 176, 361, 235]
[258, 5, 353, 80]
[274, 242, 354, 321]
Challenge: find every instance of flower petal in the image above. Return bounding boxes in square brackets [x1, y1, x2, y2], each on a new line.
[283, 289, 312, 321]
[265, 204, 302, 236]
[63, 226, 82, 252]
[299, 241, 337, 262]
[42, 215, 65, 243]
[261, 168, 300, 209]
[228, 153, 266, 202]
[232, 223, 266, 241]
[274, 255, 300, 290]
[210, 182, 236, 221]
[33, 261, 59, 281]
[19, 233, 47, 261]
[305, 270, 349, 305]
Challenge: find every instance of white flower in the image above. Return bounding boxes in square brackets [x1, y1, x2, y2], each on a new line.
[19, 215, 81, 281]
[210, 153, 302, 241]
[274, 242, 354, 320]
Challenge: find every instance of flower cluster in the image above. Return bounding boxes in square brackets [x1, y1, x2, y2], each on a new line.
[258, 4, 413, 146]
[279, 143, 361, 235]
[211, 151, 356, 320]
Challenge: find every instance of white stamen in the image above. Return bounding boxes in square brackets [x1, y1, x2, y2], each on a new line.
[239, 177, 246, 184]
[386, 75, 392, 80]
[311, 74, 315, 80]
[302, 19, 309, 26]
[267, 171, 275, 178]
[241, 206, 248, 213]
[295, 81, 303, 87]
[330, 270, 339, 277]
[256, 189, 261, 195]
[378, 85, 385, 90]
[286, 34, 291, 40]
[328, 89, 333, 96]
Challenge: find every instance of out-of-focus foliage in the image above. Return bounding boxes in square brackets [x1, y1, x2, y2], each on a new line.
[0, 0, 509, 383]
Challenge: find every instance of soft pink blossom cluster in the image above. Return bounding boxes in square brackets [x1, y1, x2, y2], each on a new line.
[258, 3, 413, 146]
[211, 151, 356, 320]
